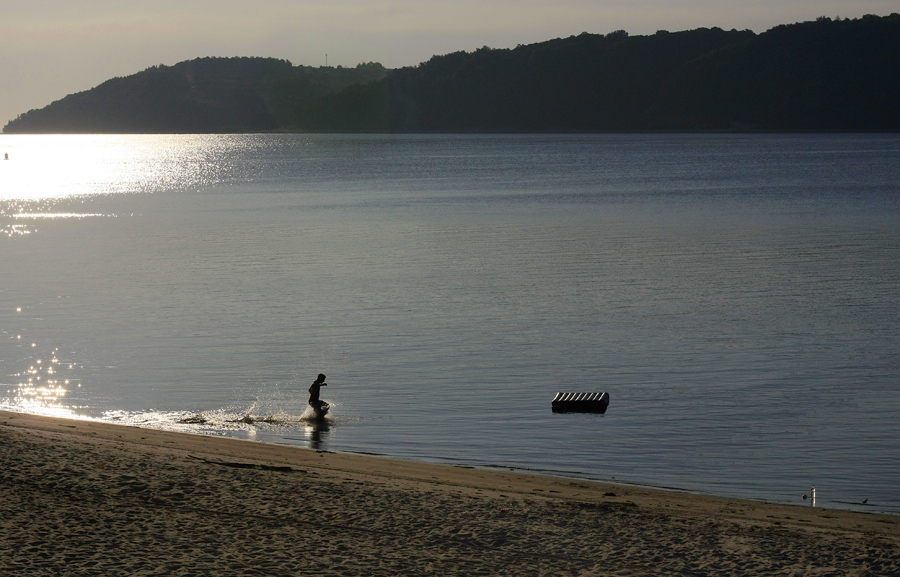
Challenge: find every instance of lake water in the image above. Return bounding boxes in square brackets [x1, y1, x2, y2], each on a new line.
[2, 133, 898, 514]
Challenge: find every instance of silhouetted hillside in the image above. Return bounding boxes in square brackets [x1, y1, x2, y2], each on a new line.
[5, 14, 899, 133]
[307, 14, 900, 132]
[3, 58, 388, 133]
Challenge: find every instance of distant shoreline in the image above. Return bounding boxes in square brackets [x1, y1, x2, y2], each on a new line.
[6, 15, 899, 134]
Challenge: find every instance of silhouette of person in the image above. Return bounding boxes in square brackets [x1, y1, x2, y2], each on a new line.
[308, 373, 327, 408]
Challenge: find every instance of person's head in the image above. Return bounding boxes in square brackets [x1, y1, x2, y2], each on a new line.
[317, 373, 326, 383]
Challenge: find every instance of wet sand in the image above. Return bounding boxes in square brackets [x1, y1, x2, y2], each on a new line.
[2, 410, 898, 576]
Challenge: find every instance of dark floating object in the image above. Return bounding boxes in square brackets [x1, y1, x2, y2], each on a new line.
[177, 415, 208, 425]
[552, 391, 610, 413]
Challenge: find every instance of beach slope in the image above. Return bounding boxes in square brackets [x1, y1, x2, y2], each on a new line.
[2, 410, 897, 575]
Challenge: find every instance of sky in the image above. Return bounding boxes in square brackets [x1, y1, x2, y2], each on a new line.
[1, 0, 896, 127]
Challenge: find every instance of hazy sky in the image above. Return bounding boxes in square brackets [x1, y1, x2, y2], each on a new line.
[1, 1, 896, 126]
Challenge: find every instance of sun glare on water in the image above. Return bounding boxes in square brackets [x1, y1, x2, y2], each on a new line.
[3, 343, 82, 419]
[1, 135, 158, 201]
[1, 134, 227, 236]
[0, 133, 231, 201]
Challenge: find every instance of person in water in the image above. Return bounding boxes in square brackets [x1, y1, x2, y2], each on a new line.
[309, 373, 327, 408]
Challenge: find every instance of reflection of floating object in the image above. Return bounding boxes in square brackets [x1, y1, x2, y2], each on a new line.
[551, 392, 609, 413]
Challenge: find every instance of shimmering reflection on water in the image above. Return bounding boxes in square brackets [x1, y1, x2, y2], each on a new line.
[0, 134, 262, 201]
[7, 337, 80, 417]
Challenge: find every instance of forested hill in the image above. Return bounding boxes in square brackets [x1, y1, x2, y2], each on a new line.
[306, 14, 899, 132]
[3, 59, 389, 133]
[5, 14, 899, 133]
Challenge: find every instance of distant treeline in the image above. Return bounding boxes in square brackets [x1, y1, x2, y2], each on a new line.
[4, 59, 389, 133]
[5, 14, 899, 133]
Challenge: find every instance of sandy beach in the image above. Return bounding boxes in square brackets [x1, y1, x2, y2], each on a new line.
[1, 410, 897, 576]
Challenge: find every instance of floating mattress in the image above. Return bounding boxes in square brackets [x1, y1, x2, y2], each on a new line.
[551, 391, 610, 413]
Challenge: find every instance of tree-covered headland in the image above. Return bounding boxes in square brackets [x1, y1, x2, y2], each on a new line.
[4, 59, 388, 133]
[4, 14, 899, 133]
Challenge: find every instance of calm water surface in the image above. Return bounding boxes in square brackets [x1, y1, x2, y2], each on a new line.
[2, 133, 898, 513]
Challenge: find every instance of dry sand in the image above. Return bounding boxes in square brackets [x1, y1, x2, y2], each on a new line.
[1, 410, 898, 576]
